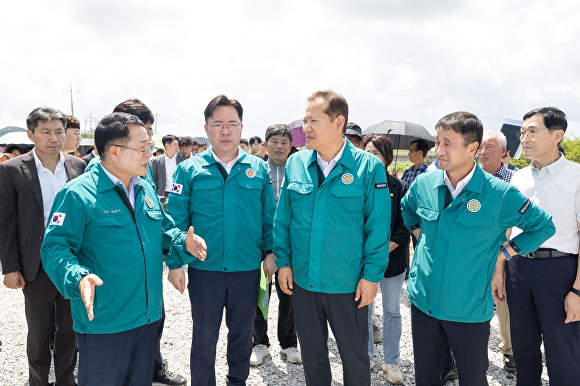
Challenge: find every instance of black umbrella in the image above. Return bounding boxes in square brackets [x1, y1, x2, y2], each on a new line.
[363, 120, 435, 150]
[363, 120, 434, 176]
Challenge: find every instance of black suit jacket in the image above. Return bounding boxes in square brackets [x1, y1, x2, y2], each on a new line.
[150, 154, 186, 196]
[383, 173, 410, 278]
[82, 151, 96, 164]
[0, 152, 86, 281]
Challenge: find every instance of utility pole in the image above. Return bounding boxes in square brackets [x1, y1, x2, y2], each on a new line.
[155, 113, 159, 135]
[69, 82, 74, 116]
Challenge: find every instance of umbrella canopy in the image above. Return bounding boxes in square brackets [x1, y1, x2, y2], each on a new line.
[288, 119, 306, 146]
[0, 131, 34, 146]
[500, 119, 523, 159]
[363, 120, 435, 150]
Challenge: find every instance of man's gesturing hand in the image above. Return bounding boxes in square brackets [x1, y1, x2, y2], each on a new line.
[79, 274, 103, 321]
[185, 226, 207, 261]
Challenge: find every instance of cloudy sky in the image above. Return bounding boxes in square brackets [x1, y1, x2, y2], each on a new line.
[1, 0, 579, 140]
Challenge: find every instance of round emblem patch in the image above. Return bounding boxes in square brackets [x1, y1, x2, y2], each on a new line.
[341, 173, 354, 185]
[144, 197, 154, 209]
[467, 199, 481, 213]
[245, 168, 256, 178]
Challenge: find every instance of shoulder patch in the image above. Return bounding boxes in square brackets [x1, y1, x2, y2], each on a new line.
[375, 183, 388, 189]
[519, 199, 531, 214]
[172, 183, 183, 194]
[50, 212, 66, 226]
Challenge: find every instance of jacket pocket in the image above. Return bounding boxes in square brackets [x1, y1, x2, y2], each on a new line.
[145, 210, 162, 220]
[95, 214, 133, 227]
[456, 213, 495, 227]
[287, 182, 313, 194]
[417, 206, 439, 221]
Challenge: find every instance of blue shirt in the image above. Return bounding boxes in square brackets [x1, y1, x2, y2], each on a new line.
[401, 162, 428, 185]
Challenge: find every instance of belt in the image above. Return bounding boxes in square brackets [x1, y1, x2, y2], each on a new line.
[523, 248, 578, 259]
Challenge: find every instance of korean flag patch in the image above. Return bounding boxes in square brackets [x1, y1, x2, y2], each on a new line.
[172, 183, 183, 194]
[50, 212, 66, 226]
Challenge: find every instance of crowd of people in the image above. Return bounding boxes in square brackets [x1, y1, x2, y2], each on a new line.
[0, 92, 579, 386]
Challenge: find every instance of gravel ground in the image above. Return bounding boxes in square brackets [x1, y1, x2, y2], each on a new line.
[0, 266, 550, 386]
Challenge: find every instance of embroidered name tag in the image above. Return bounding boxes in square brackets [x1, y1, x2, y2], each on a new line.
[519, 199, 531, 214]
[375, 183, 388, 189]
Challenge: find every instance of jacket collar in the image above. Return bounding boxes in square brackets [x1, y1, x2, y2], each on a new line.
[432, 162, 484, 194]
[306, 137, 356, 171]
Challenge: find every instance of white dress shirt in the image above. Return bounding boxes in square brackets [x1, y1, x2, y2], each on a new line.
[211, 148, 242, 174]
[100, 164, 141, 209]
[444, 162, 477, 199]
[511, 153, 580, 254]
[164, 153, 178, 192]
[33, 149, 68, 225]
[317, 139, 347, 177]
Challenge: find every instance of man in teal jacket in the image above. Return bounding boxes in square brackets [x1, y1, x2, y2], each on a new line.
[274, 91, 391, 386]
[40, 112, 206, 386]
[167, 95, 276, 386]
[401, 111, 555, 386]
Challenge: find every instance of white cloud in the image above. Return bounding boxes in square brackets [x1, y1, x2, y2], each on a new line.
[1, 0, 579, 141]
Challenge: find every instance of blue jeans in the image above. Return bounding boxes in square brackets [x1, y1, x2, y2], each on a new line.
[367, 272, 405, 363]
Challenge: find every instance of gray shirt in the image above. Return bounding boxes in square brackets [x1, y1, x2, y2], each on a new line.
[268, 159, 286, 204]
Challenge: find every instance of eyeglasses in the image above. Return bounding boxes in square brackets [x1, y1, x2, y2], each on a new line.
[516, 128, 549, 140]
[113, 144, 152, 157]
[209, 122, 241, 131]
[68, 130, 81, 137]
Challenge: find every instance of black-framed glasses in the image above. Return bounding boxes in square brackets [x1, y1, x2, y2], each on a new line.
[113, 144, 152, 157]
[208, 122, 241, 131]
[516, 128, 549, 140]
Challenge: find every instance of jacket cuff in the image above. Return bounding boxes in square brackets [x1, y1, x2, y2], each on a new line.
[361, 272, 382, 283]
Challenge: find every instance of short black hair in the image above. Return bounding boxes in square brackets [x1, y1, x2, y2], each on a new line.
[265, 124, 293, 143]
[436, 111, 483, 147]
[361, 134, 394, 167]
[95, 112, 144, 161]
[113, 98, 154, 125]
[178, 136, 192, 147]
[410, 139, 429, 158]
[239, 138, 249, 146]
[249, 136, 262, 145]
[523, 107, 567, 134]
[26, 107, 68, 133]
[162, 134, 178, 147]
[204, 95, 243, 123]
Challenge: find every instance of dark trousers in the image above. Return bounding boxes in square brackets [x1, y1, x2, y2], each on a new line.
[293, 284, 370, 386]
[188, 267, 260, 386]
[506, 254, 580, 386]
[76, 322, 157, 386]
[153, 305, 165, 373]
[252, 270, 297, 349]
[22, 266, 77, 386]
[411, 304, 489, 386]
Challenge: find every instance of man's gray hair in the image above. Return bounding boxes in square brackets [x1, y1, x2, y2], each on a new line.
[26, 106, 68, 133]
[483, 130, 507, 148]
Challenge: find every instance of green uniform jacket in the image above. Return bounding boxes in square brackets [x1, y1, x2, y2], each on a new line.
[40, 165, 195, 334]
[167, 149, 275, 272]
[273, 140, 391, 294]
[401, 166, 555, 323]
